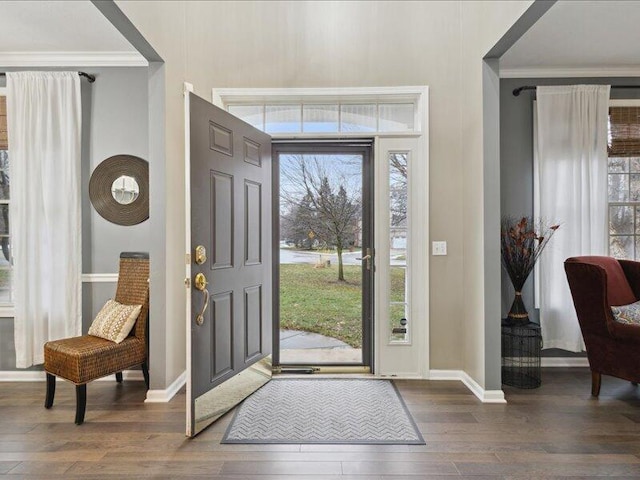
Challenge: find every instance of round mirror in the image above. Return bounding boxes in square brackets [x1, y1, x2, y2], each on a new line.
[89, 154, 149, 226]
[111, 175, 140, 205]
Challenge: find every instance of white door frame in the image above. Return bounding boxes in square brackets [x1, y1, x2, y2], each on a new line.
[212, 86, 429, 378]
[183, 82, 194, 436]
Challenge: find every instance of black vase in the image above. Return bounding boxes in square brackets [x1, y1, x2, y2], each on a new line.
[506, 291, 529, 325]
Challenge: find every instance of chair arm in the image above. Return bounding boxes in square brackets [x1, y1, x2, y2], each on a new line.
[619, 260, 640, 300]
[564, 260, 613, 338]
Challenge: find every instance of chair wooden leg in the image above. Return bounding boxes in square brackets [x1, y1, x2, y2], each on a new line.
[75, 384, 87, 425]
[591, 371, 601, 397]
[142, 362, 149, 390]
[115, 372, 123, 383]
[45, 373, 56, 409]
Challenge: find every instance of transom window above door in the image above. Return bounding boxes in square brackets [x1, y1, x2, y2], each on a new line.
[213, 87, 426, 136]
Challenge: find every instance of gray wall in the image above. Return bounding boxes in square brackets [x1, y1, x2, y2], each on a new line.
[500, 77, 640, 347]
[0, 66, 149, 369]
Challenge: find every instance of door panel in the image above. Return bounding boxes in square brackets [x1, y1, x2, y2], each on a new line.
[244, 181, 262, 265]
[212, 171, 234, 269]
[245, 285, 263, 361]
[211, 291, 233, 380]
[188, 92, 272, 436]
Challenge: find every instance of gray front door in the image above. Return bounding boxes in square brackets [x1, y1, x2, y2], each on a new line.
[187, 93, 272, 437]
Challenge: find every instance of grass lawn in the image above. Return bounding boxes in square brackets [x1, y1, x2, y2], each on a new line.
[279, 264, 405, 348]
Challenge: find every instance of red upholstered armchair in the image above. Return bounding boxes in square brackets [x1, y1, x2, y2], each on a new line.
[564, 256, 640, 396]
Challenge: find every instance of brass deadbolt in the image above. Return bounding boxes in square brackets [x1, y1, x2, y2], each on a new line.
[195, 245, 207, 265]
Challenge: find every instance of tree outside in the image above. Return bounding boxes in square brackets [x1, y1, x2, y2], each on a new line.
[280, 154, 362, 282]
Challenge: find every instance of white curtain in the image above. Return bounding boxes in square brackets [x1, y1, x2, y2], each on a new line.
[7, 72, 82, 368]
[534, 85, 610, 352]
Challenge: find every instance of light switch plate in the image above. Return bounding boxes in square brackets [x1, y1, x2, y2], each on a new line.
[432, 241, 447, 256]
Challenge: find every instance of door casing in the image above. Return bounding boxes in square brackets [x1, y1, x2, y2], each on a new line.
[211, 87, 430, 379]
[271, 141, 374, 369]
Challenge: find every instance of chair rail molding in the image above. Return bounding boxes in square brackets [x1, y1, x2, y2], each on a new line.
[82, 273, 119, 283]
[0, 274, 119, 318]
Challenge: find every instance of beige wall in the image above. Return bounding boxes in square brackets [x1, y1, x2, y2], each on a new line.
[117, 0, 532, 389]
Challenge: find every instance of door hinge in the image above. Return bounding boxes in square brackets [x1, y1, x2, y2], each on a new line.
[184, 277, 191, 288]
[186, 253, 191, 264]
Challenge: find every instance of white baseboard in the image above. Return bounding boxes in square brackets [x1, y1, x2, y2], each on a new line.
[145, 370, 186, 403]
[429, 369, 507, 404]
[0, 370, 144, 382]
[541, 357, 589, 367]
[0, 371, 46, 381]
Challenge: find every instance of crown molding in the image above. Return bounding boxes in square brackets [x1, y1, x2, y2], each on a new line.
[500, 66, 640, 79]
[0, 51, 148, 67]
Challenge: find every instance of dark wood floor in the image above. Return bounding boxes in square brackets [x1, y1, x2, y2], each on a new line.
[1, 368, 639, 479]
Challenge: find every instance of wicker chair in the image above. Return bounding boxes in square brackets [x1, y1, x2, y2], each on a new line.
[43, 252, 149, 424]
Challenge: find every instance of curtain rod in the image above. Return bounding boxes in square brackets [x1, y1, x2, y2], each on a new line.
[513, 85, 640, 96]
[0, 72, 95, 83]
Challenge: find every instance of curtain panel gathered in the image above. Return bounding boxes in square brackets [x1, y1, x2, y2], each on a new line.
[7, 72, 82, 368]
[534, 84, 610, 352]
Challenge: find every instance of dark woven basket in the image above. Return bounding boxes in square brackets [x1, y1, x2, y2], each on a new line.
[501, 321, 542, 389]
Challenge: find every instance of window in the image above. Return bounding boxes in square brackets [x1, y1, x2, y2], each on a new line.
[0, 91, 11, 303]
[228, 101, 416, 135]
[219, 86, 423, 136]
[388, 152, 409, 343]
[608, 103, 640, 259]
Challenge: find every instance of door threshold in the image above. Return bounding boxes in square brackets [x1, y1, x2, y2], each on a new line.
[274, 366, 371, 375]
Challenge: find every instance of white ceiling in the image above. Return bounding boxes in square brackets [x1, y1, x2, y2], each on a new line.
[501, 0, 640, 77]
[0, 1, 145, 66]
[2, 0, 638, 73]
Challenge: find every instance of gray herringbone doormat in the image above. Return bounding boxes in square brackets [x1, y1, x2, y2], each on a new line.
[222, 378, 425, 444]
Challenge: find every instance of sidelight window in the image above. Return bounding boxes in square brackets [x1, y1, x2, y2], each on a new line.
[389, 152, 409, 343]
